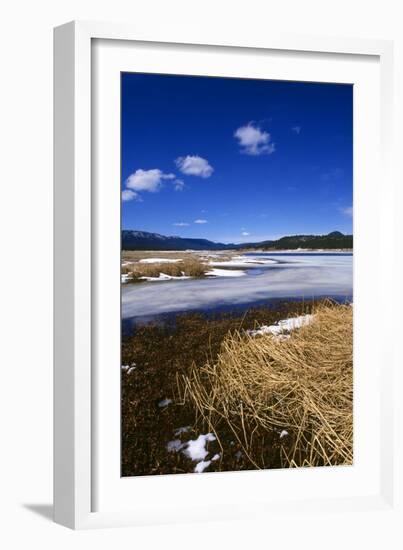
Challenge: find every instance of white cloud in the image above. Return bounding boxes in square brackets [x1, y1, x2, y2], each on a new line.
[173, 222, 189, 227]
[122, 189, 141, 202]
[194, 219, 207, 224]
[175, 155, 214, 178]
[241, 231, 250, 236]
[340, 206, 353, 217]
[292, 125, 301, 134]
[234, 123, 275, 155]
[174, 179, 185, 191]
[125, 169, 175, 193]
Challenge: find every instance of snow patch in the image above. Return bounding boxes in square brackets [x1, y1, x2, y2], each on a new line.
[158, 398, 172, 408]
[209, 256, 277, 268]
[205, 268, 246, 278]
[279, 430, 289, 439]
[122, 363, 136, 374]
[140, 273, 191, 282]
[139, 258, 183, 264]
[247, 314, 314, 338]
[121, 274, 131, 284]
[183, 433, 216, 461]
[167, 431, 217, 473]
[167, 439, 184, 453]
[194, 460, 211, 473]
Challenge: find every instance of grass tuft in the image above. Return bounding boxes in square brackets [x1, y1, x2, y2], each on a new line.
[122, 258, 207, 279]
[179, 301, 353, 469]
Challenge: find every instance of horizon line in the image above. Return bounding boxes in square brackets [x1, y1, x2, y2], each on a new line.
[122, 228, 351, 245]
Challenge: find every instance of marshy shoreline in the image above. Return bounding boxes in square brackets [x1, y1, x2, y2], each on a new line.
[121, 249, 353, 323]
[121, 298, 353, 477]
[121, 248, 353, 284]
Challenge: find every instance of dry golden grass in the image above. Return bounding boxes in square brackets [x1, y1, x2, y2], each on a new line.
[122, 258, 207, 279]
[179, 302, 353, 469]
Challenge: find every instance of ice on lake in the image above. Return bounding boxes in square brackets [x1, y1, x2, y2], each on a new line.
[122, 253, 352, 320]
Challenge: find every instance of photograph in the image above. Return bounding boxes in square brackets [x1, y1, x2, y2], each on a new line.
[120, 72, 353, 477]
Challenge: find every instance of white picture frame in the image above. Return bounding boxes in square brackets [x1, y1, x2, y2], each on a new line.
[54, 20, 399, 531]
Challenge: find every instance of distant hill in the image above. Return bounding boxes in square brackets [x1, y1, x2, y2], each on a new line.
[122, 230, 353, 251]
[245, 231, 353, 251]
[122, 230, 235, 251]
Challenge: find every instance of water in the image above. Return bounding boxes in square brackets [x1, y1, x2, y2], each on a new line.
[122, 252, 353, 325]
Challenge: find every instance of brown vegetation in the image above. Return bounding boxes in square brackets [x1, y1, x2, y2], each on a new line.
[122, 258, 207, 280]
[121, 300, 330, 476]
[180, 302, 353, 469]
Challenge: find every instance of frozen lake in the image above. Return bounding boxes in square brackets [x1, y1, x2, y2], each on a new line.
[122, 252, 353, 322]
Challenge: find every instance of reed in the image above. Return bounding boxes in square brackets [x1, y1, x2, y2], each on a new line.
[179, 302, 353, 468]
[122, 258, 207, 279]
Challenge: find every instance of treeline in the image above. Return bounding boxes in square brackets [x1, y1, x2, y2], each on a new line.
[256, 232, 353, 250]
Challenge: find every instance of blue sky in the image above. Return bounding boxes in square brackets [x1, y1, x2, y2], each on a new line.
[121, 73, 353, 244]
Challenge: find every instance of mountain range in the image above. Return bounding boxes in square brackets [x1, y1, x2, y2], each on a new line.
[122, 230, 353, 251]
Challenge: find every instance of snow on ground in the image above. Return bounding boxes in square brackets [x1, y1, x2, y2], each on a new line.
[246, 313, 314, 338]
[121, 363, 136, 374]
[209, 256, 277, 268]
[279, 430, 289, 439]
[158, 398, 172, 408]
[121, 274, 131, 284]
[194, 460, 211, 473]
[140, 273, 191, 282]
[166, 439, 184, 452]
[184, 433, 216, 461]
[205, 268, 246, 278]
[167, 432, 217, 473]
[122, 365, 136, 374]
[139, 258, 183, 264]
[267, 249, 350, 253]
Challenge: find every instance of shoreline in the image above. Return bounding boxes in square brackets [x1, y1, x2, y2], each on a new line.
[240, 248, 353, 253]
[122, 294, 352, 333]
[121, 249, 353, 286]
[122, 248, 353, 254]
[121, 299, 351, 476]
